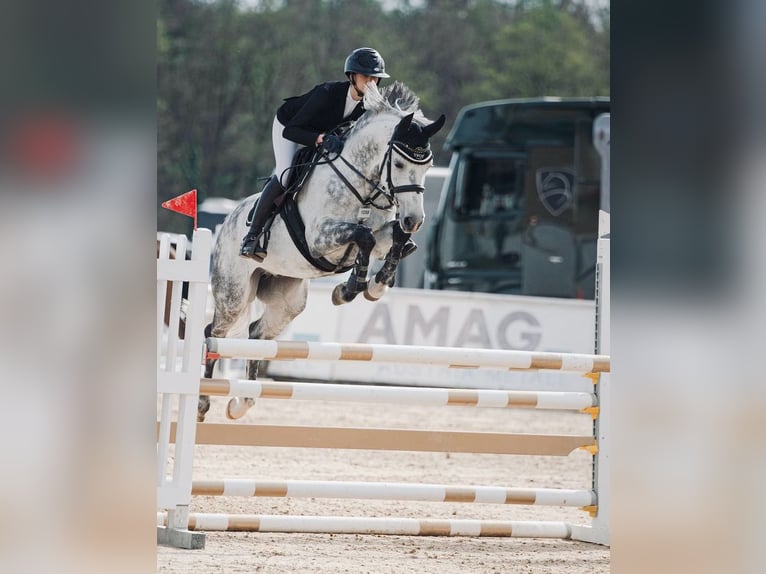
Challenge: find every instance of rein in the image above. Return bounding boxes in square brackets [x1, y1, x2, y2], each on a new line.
[323, 137, 433, 215]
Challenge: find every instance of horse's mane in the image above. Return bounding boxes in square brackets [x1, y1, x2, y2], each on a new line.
[350, 81, 427, 134]
[367, 81, 420, 115]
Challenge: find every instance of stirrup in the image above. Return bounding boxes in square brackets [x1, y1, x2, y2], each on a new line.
[252, 244, 268, 261]
[239, 234, 265, 260]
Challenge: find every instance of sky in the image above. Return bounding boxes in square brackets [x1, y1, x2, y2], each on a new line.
[236, 0, 610, 12]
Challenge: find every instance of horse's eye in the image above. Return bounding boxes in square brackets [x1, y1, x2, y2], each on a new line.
[394, 161, 405, 169]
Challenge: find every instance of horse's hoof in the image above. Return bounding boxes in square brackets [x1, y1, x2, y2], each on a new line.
[226, 397, 255, 420]
[363, 289, 381, 302]
[331, 284, 347, 306]
[197, 395, 210, 422]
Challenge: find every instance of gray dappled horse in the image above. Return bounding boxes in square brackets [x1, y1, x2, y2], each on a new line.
[200, 81, 445, 422]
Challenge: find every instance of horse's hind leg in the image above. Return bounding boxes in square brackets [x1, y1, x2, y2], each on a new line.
[199, 283, 254, 422]
[223, 319, 260, 420]
[226, 276, 309, 420]
[197, 323, 217, 422]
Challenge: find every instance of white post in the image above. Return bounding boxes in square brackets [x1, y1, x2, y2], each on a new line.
[594, 113, 610, 213]
[572, 210, 610, 546]
[156, 228, 212, 549]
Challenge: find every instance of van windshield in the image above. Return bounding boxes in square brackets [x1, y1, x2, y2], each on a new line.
[439, 153, 526, 279]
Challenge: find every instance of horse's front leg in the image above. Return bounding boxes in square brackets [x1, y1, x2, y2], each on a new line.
[365, 221, 410, 301]
[330, 225, 376, 306]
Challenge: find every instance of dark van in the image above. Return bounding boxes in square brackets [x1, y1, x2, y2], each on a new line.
[424, 97, 609, 299]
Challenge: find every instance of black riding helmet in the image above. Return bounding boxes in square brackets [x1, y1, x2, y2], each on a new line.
[344, 47, 390, 79]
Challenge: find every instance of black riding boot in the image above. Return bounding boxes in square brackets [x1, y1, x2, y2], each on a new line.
[239, 175, 284, 261]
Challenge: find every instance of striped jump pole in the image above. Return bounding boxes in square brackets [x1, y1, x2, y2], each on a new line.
[157, 512, 573, 538]
[193, 479, 596, 507]
[205, 339, 610, 374]
[200, 379, 597, 412]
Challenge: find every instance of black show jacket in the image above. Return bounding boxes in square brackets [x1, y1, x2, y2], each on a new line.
[276, 81, 366, 147]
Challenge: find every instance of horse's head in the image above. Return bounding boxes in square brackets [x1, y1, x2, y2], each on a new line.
[350, 81, 446, 234]
[385, 111, 446, 233]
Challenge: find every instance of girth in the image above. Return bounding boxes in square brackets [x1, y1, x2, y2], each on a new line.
[279, 194, 354, 274]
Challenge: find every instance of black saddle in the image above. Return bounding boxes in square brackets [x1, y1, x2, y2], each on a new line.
[245, 145, 320, 227]
[246, 121, 355, 226]
[246, 123, 356, 274]
[283, 120, 354, 192]
[284, 145, 322, 192]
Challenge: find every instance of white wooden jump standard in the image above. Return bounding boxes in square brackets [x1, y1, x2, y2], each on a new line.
[192, 479, 596, 507]
[157, 513, 573, 538]
[205, 339, 610, 374]
[157, 229, 212, 550]
[571, 210, 610, 546]
[200, 378, 597, 412]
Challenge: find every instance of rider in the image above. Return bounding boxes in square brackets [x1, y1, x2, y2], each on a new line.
[240, 47, 388, 261]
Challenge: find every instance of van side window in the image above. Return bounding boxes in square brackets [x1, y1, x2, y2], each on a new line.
[453, 155, 525, 218]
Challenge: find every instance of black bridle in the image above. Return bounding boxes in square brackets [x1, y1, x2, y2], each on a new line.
[324, 138, 433, 214]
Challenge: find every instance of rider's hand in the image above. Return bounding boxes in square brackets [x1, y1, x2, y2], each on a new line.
[320, 134, 343, 155]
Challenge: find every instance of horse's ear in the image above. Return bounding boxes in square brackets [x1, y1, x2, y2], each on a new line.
[396, 113, 415, 134]
[422, 114, 446, 138]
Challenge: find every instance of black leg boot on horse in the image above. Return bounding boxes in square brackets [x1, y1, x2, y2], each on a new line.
[240, 175, 284, 261]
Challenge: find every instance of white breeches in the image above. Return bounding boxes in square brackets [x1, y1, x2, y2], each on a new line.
[272, 116, 302, 187]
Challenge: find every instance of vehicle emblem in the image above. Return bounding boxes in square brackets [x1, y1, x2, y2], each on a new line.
[536, 168, 574, 216]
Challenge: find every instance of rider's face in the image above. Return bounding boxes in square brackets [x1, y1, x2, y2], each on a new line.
[352, 74, 378, 94]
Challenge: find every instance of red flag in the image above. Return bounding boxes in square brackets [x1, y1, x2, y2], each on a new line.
[162, 189, 198, 229]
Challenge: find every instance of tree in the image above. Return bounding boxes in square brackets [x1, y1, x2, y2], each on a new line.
[157, 0, 609, 233]
[470, 1, 609, 100]
[158, 0, 263, 232]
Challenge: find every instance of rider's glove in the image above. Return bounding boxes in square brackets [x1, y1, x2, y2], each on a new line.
[320, 134, 343, 155]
